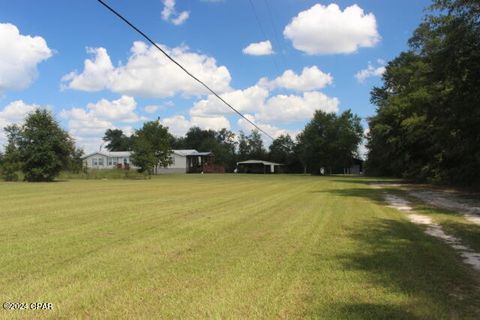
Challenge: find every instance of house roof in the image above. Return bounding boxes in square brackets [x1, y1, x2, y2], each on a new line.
[173, 149, 197, 156]
[173, 149, 212, 157]
[82, 151, 131, 159]
[237, 160, 283, 166]
[83, 149, 212, 159]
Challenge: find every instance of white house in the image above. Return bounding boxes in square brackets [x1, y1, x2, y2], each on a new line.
[82, 150, 213, 173]
[82, 151, 135, 170]
[157, 149, 213, 174]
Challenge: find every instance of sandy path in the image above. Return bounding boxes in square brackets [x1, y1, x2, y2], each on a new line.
[408, 190, 480, 225]
[384, 194, 480, 272]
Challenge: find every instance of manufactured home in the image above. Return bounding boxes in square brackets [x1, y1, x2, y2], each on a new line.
[82, 150, 221, 173]
[82, 151, 135, 170]
[157, 149, 214, 174]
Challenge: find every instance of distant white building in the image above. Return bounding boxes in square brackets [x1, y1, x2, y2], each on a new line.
[157, 149, 213, 174]
[82, 151, 135, 170]
[82, 150, 214, 173]
[236, 160, 283, 174]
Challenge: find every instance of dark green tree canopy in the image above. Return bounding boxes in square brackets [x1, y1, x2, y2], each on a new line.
[16, 109, 74, 181]
[268, 134, 303, 172]
[1, 125, 22, 181]
[103, 129, 132, 151]
[238, 130, 267, 161]
[366, 0, 480, 186]
[298, 110, 363, 174]
[131, 121, 173, 174]
[269, 134, 295, 164]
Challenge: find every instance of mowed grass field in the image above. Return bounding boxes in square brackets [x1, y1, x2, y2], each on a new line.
[1, 175, 480, 319]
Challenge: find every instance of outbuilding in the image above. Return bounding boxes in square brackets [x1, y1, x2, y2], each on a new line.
[236, 160, 283, 174]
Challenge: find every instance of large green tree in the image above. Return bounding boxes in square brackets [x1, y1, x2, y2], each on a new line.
[269, 134, 302, 173]
[1, 125, 22, 181]
[182, 127, 216, 151]
[131, 121, 173, 174]
[238, 130, 267, 161]
[208, 128, 237, 172]
[15, 109, 75, 182]
[102, 129, 132, 151]
[298, 110, 363, 175]
[367, 0, 480, 186]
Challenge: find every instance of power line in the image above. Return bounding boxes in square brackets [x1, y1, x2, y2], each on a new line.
[247, 0, 282, 75]
[96, 0, 275, 140]
[262, 0, 288, 69]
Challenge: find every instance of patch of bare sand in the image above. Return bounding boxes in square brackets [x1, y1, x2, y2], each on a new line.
[384, 194, 480, 272]
[370, 183, 404, 189]
[385, 194, 412, 211]
[409, 190, 480, 225]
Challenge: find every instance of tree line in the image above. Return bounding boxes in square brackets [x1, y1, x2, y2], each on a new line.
[102, 109, 363, 174]
[366, 0, 480, 187]
[0, 108, 363, 181]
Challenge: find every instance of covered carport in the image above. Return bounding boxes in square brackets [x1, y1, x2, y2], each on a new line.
[236, 160, 283, 174]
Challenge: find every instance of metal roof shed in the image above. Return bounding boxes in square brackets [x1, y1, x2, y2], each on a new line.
[236, 160, 283, 174]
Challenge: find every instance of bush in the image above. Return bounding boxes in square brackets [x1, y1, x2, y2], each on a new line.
[60, 169, 150, 180]
[1, 164, 19, 181]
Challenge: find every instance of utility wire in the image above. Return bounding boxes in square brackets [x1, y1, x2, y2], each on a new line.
[96, 0, 275, 140]
[247, 0, 282, 75]
[262, 0, 288, 69]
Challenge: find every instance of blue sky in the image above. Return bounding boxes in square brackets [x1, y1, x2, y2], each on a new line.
[0, 0, 431, 152]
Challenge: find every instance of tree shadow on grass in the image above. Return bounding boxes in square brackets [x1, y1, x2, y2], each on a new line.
[312, 218, 480, 319]
[330, 176, 407, 186]
[312, 186, 401, 206]
[326, 302, 421, 320]
[309, 181, 480, 317]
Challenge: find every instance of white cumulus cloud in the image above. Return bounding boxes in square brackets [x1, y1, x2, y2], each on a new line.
[237, 114, 299, 142]
[84, 95, 141, 123]
[61, 47, 113, 92]
[161, 115, 230, 137]
[355, 60, 386, 83]
[62, 42, 232, 98]
[144, 105, 160, 114]
[0, 100, 38, 128]
[60, 96, 144, 152]
[190, 85, 269, 117]
[284, 3, 380, 55]
[256, 91, 339, 123]
[189, 78, 339, 125]
[258, 66, 332, 91]
[242, 40, 274, 56]
[0, 100, 45, 147]
[162, 0, 190, 25]
[0, 23, 53, 94]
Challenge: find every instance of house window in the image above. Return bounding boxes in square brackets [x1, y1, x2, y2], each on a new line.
[108, 158, 112, 166]
[124, 157, 129, 164]
[113, 157, 118, 165]
[98, 158, 104, 166]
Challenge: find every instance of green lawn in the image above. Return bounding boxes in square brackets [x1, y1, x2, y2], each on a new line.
[1, 175, 479, 319]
